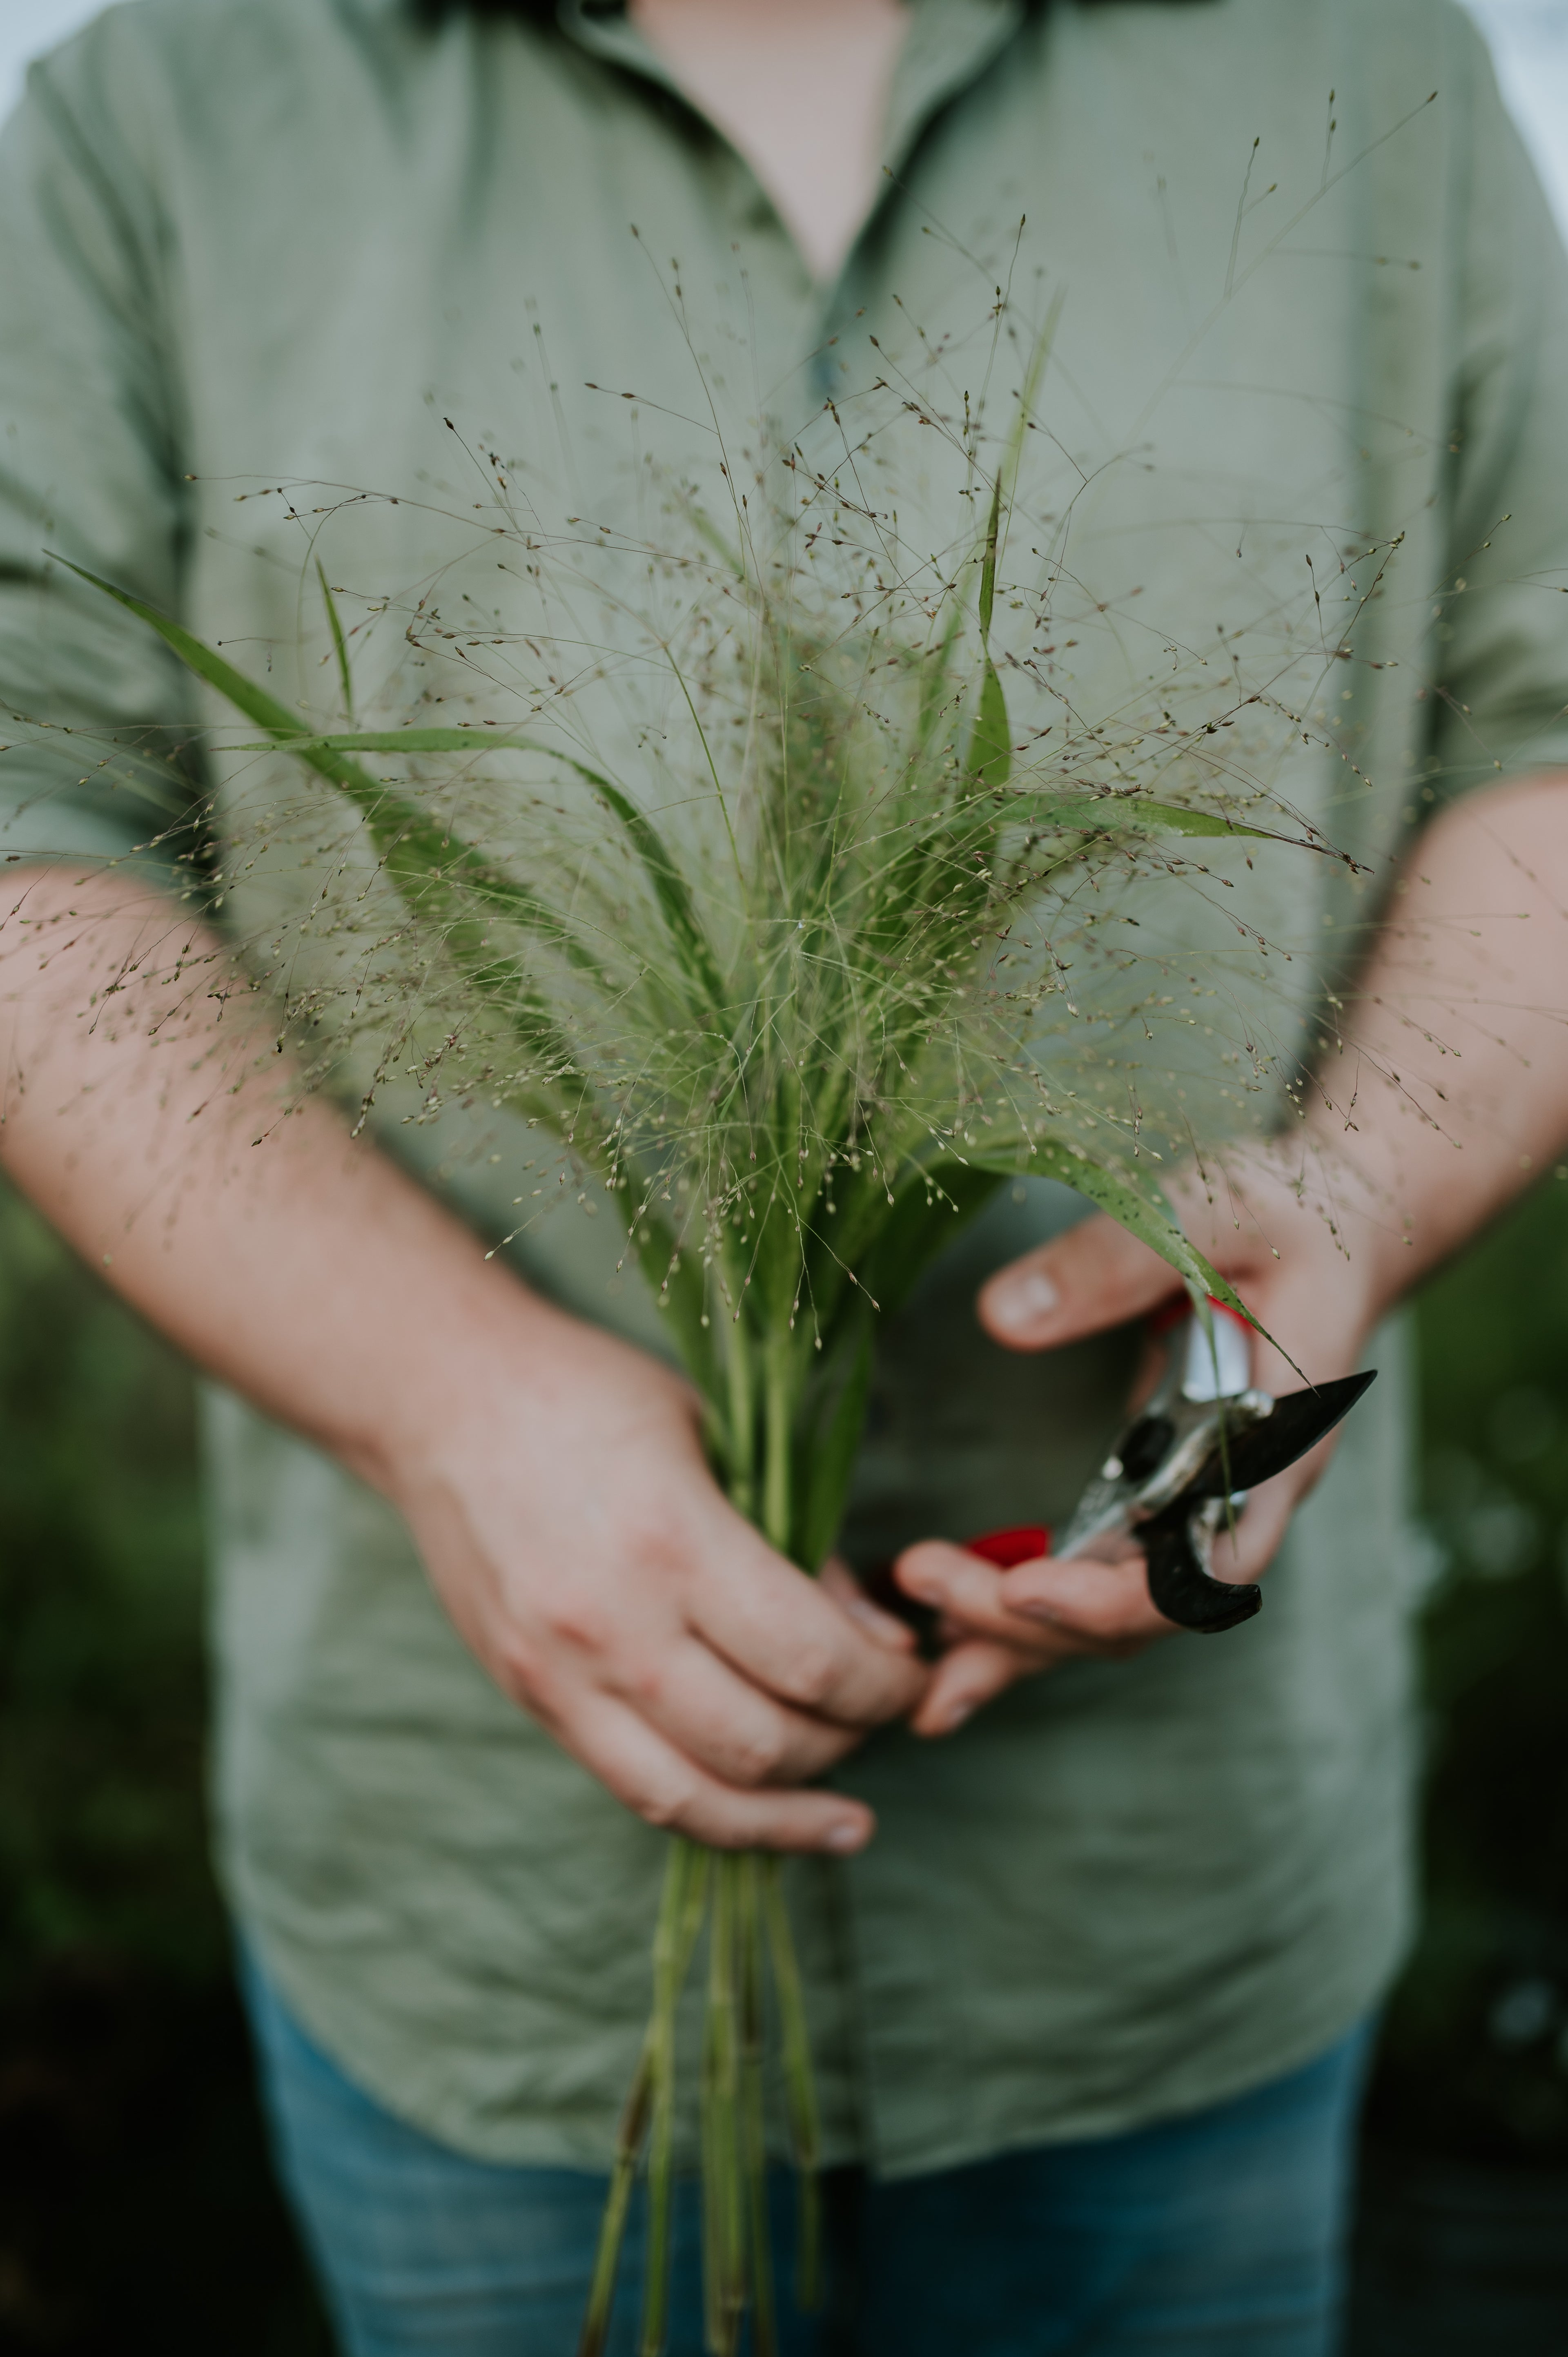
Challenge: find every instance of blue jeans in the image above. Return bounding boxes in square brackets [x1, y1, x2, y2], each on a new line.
[241, 1953, 1371, 2357]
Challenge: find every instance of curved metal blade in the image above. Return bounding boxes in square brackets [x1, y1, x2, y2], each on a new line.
[1196, 1369, 1376, 1496]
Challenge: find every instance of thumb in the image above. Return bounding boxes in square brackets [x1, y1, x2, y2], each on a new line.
[978, 1212, 1186, 1352]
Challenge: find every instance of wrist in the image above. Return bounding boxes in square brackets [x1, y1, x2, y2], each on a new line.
[326, 1235, 563, 1506]
[1295, 1114, 1413, 1332]
[363, 1255, 692, 1520]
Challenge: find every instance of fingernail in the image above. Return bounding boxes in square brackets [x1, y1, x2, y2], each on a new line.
[991, 1269, 1059, 1332]
[1011, 1597, 1065, 1628]
[824, 1820, 868, 1854]
[936, 1699, 974, 1734]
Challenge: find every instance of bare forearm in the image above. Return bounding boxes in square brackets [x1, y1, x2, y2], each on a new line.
[1308, 772, 1568, 1312]
[0, 867, 553, 1492]
[0, 865, 920, 1849]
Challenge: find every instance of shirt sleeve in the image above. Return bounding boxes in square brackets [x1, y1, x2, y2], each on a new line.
[1429, 11, 1568, 800]
[0, 16, 205, 891]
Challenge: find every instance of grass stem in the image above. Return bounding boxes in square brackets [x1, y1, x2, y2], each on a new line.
[639, 1840, 694, 2357]
[578, 2033, 656, 2357]
[702, 1855, 746, 2354]
[762, 1856, 822, 2311]
[739, 1855, 777, 2357]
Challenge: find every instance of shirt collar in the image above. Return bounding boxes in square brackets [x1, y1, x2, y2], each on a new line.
[555, 0, 1025, 193]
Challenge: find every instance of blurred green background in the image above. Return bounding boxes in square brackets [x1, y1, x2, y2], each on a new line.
[0, 1172, 1565, 2353]
[0, 1182, 330, 2353]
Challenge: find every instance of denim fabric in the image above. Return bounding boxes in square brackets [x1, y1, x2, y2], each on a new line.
[243, 1951, 1372, 2357]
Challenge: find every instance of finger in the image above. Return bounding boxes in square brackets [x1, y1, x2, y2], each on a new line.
[998, 1551, 1174, 1648]
[1127, 1327, 1169, 1412]
[558, 1689, 878, 1854]
[1209, 1460, 1312, 1587]
[685, 1504, 929, 1728]
[911, 1638, 1054, 1737]
[894, 1539, 1050, 1644]
[978, 1213, 1188, 1353]
[1242, 1278, 1327, 1398]
[606, 1634, 865, 1788]
[819, 1556, 920, 1651]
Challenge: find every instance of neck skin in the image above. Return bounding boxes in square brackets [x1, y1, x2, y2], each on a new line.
[629, 0, 909, 283]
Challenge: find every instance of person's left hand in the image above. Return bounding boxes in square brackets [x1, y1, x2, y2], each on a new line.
[893, 1142, 1394, 1737]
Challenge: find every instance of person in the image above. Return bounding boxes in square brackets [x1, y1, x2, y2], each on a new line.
[2, 1, 1566, 2350]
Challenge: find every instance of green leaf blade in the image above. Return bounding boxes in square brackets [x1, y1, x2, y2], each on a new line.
[1027, 1142, 1259, 1333]
[587, 775, 727, 1013]
[316, 561, 354, 720]
[964, 659, 1011, 792]
[977, 476, 1002, 646]
[245, 728, 730, 1015]
[1021, 793, 1270, 841]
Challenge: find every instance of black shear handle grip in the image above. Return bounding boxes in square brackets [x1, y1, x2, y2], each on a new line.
[1140, 1507, 1262, 1635]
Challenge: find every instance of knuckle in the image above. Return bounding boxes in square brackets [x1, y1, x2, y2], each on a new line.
[628, 1771, 694, 1833]
[539, 1593, 613, 1655]
[777, 1636, 840, 1710]
[702, 1819, 757, 1853]
[622, 1495, 699, 1587]
[493, 1633, 552, 1708]
[727, 1721, 791, 1787]
[617, 1651, 670, 1711]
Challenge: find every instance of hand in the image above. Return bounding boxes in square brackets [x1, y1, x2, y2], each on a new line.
[0, 876, 924, 1857]
[896, 1140, 1390, 1737]
[387, 1293, 927, 1851]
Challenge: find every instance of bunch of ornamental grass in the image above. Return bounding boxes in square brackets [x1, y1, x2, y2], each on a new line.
[65, 355, 1337, 2357]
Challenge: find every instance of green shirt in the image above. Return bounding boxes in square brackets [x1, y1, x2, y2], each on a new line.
[3, 0, 1568, 2176]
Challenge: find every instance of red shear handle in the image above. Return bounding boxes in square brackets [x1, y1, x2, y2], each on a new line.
[965, 1524, 1051, 1569]
[1145, 1292, 1252, 1340]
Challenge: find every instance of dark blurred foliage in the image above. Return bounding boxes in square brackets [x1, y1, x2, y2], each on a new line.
[1372, 1181, 1568, 2169]
[0, 1171, 1566, 2347]
[1349, 1173, 1568, 2355]
[0, 1184, 330, 2353]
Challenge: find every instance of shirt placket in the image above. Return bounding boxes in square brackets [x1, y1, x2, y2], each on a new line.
[556, 0, 1024, 365]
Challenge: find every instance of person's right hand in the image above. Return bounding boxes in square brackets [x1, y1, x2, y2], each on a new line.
[385, 1287, 927, 1853]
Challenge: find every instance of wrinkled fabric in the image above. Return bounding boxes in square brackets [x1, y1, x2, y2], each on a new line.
[243, 1942, 1373, 2357]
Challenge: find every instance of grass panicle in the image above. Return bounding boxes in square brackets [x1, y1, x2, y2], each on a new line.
[63, 320, 1365, 2353]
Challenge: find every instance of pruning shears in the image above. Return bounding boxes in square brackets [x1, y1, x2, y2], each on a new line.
[863, 1299, 1375, 1640]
